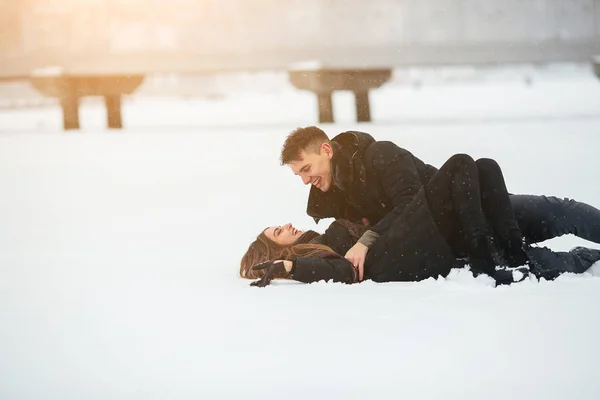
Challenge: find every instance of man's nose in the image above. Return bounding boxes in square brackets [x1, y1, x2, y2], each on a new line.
[301, 175, 311, 185]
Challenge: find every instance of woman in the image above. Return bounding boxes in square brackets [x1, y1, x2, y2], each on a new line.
[241, 155, 600, 287]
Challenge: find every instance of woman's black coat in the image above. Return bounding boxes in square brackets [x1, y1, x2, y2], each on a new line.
[292, 189, 459, 284]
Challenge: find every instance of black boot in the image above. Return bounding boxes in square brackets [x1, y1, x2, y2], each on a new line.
[526, 246, 600, 281]
[467, 235, 497, 276]
[503, 234, 530, 268]
[569, 247, 600, 271]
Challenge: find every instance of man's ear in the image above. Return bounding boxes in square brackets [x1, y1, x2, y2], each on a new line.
[321, 142, 333, 160]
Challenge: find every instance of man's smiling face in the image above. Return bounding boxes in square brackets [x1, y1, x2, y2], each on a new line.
[288, 143, 334, 192]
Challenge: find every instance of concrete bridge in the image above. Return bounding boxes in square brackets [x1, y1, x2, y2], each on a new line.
[1, 0, 598, 128]
[1, 0, 599, 78]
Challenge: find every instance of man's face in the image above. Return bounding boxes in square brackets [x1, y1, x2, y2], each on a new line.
[288, 143, 334, 192]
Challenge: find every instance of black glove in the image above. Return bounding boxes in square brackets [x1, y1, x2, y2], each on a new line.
[250, 260, 287, 287]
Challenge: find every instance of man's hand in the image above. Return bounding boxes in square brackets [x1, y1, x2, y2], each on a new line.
[344, 242, 368, 281]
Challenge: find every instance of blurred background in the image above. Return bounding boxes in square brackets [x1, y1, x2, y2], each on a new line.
[1, 0, 599, 69]
[0, 0, 599, 121]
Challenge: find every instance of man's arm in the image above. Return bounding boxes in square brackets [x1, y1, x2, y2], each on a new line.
[362, 141, 424, 239]
[346, 142, 424, 279]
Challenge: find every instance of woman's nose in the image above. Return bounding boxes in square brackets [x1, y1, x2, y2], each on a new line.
[284, 223, 292, 230]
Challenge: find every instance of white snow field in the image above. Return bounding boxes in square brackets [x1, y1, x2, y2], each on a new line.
[1, 64, 600, 399]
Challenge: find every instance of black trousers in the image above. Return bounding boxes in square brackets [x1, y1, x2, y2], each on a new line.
[428, 155, 600, 280]
[424, 154, 516, 257]
[367, 154, 600, 282]
[510, 194, 600, 245]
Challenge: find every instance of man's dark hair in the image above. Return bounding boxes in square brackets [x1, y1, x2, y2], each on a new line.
[280, 126, 330, 165]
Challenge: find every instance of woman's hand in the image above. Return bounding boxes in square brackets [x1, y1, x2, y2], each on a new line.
[250, 260, 292, 287]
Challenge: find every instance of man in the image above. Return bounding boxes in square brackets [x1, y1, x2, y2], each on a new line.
[280, 126, 600, 280]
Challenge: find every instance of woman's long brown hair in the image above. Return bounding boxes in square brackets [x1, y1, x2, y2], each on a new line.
[240, 230, 339, 279]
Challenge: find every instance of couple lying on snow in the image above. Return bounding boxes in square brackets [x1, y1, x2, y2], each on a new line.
[240, 127, 600, 287]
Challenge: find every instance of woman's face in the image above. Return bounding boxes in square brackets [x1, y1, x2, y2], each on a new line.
[264, 223, 304, 246]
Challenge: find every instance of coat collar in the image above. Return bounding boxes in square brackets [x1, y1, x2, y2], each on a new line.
[330, 131, 374, 192]
[306, 131, 376, 222]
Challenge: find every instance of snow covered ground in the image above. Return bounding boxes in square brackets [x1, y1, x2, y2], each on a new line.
[1, 64, 600, 399]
